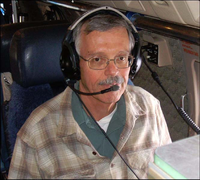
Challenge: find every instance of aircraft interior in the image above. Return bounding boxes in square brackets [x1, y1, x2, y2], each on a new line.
[1, 0, 199, 179]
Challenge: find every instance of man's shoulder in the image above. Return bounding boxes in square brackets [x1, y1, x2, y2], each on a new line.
[27, 91, 65, 124]
[125, 85, 160, 110]
[126, 85, 157, 100]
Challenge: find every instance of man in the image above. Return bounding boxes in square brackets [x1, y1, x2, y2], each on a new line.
[8, 7, 171, 179]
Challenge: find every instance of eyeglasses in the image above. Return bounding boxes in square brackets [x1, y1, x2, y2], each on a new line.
[79, 55, 134, 70]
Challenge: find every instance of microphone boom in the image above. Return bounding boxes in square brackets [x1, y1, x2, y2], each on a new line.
[69, 84, 120, 96]
[101, 85, 119, 94]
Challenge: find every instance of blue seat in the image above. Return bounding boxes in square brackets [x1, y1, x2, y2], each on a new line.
[0, 21, 69, 178]
[0, 20, 69, 73]
[1, 22, 69, 176]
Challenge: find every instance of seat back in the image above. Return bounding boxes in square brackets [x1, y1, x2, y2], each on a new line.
[3, 23, 70, 174]
[0, 20, 69, 177]
[10, 23, 68, 87]
[0, 20, 69, 73]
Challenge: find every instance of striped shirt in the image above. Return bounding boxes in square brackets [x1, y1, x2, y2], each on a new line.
[8, 85, 171, 179]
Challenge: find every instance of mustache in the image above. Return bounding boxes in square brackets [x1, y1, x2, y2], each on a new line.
[98, 76, 124, 85]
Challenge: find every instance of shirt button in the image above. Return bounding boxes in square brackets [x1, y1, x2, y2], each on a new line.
[92, 151, 97, 155]
[111, 163, 115, 168]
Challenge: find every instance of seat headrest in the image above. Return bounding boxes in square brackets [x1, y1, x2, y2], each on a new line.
[10, 23, 70, 87]
[0, 20, 69, 73]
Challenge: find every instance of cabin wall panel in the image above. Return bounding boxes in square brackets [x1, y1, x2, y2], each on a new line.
[134, 31, 189, 141]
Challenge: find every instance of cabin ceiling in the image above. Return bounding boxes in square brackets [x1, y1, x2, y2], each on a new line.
[78, 0, 199, 28]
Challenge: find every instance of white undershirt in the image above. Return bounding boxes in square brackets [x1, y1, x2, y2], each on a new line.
[97, 104, 118, 132]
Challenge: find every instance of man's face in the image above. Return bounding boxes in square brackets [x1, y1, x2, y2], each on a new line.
[79, 26, 131, 104]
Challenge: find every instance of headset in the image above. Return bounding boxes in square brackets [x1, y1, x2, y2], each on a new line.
[60, 6, 141, 83]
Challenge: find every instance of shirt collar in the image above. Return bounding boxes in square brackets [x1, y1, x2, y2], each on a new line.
[71, 81, 126, 132]
[57, 84, 145, 138]
[57, 87, 80, 137]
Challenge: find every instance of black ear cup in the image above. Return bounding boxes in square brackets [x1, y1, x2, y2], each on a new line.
[60, 41, 80, 81]
[130, 32, 141, 78]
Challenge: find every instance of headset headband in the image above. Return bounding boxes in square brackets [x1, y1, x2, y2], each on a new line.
[69, 6, 138, 33]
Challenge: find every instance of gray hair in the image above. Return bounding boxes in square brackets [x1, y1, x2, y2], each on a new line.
[73, 14, 135, 55]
